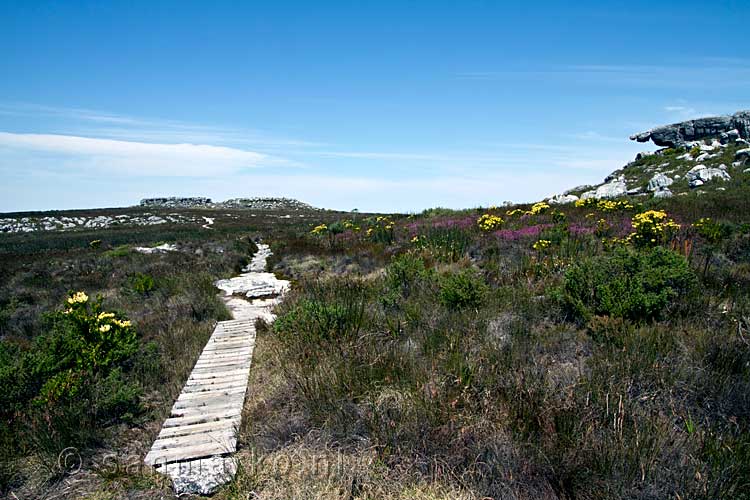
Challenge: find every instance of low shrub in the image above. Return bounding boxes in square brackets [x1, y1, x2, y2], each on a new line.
[560, 247, 699, 322]
[0, 291, 141, 456]
[439, 268, 488, 310]
[274, 278, 369, 345]
[383, 253, 434, 302]
[130, 273, 156, 296]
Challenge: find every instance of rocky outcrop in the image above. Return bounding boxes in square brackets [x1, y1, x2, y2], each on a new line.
[630, 110, 750, 148]
[686, 165, 731, 188]
[140, 197, 212, 208]
[139, 196, 318, 211]
[581, 176, 627, 200]
[221, 197, 317, 211]
[547, 194, 579, 205]
[647, 173, 673, 192]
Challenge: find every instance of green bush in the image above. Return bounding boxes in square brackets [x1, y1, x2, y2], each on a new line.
[439, 268, 488, 310]
[560, 247, 699, 322]
[274, 279, 370, 344]
[0, 291, 141, 455]
[130, 273, 156, 296]
[384, 253, 434, 302]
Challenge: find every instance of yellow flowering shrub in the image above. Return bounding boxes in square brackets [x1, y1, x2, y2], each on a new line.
[477, 214, 504, 231]
[576, 198, 633, 211]
[628, 210, 680, 247]
[60, 291, 138, 373]
[528, 202, 550, 215]
[310, 223, 328, 235]
[506, 208, 525, 217]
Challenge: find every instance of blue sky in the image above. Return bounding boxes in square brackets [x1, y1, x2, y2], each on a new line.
[1, 0, 748, 213]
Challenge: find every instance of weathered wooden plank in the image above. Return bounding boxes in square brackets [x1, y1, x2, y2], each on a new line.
[162, 408, 241, 428]
[176, 387, 246, 401]
[156, 417, 240, 438]
[150, 430, 236, 450]
[145, 440, 237, 465]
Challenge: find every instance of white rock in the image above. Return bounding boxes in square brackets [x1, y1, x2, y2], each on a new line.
[547, 194, 579, 205]
[134, 243, 178, 254]
[647, 173, 673, 192]
[581, 176, 628, 200]
[686, 165, 731, 188]
[156, 456, 237, 496]
[653, 188, 673, 198]
[677, 152, 694, 161]
[695, 153, 710, 162]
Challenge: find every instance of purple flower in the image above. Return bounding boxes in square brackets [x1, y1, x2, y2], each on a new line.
[493, 224, 552, 241]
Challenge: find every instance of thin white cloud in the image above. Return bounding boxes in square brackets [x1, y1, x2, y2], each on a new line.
[0, 102, 326, 149]
[456, 60, 750, 89]
[0, 132, 295, 177]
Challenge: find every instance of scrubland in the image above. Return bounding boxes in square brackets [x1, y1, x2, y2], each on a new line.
[2, 160, 750, 499]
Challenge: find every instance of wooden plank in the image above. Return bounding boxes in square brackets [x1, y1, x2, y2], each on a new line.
[145, 440, 236, 465]
[176, 387, 246, 401]
[156, 418, 240, 438]
[150, 430, 236, 450]
[162, 408, 241, 428]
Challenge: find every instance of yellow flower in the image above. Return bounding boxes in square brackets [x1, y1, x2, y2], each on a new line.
[532, 239, 551, 250]
[114, 319, 132, 328]
[67, 291, 88, 304]
[97, 312, 115, 321]
[411, 235, 422, 243]
[310, 223, 328, 235]
[99, 324, 111, 333]
[477, 214, 504, 231]
[527, 202, 550, 216]
[505, 208, 525, 216]
[628, 210, 680, 247]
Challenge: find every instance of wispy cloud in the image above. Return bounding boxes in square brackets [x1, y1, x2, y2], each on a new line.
[0, 132, 295, 176]
[0, 102, 325, 150]
[456, 60, 750, 89]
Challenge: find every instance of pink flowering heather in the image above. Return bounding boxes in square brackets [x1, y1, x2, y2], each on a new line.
[493, 224, 553, 241]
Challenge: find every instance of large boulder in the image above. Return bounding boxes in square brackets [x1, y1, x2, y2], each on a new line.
[653, 187, 673, 198]
[630, 110, 750, 148]
[686, 165, 731, 188]
[581, 176, 628, 200]
[647, 173, 674, 192]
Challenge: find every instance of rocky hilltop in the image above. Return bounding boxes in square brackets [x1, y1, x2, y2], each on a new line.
[547, 110, 750, 204]
[139, 196, 318, 211]
[220, 197, 317, 211]
[630, 110, 750, 148]
[140, 197, 213, 208]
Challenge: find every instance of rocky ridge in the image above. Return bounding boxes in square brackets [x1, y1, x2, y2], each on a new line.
[630, 110, 750, 148]
[0, 213, 201, 234]
[139, 196, 317, 211]
[547, 111, 750, 204]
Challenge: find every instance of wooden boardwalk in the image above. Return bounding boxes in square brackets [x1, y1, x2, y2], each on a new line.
[144, 318, 256, 467]
[144, 244, 288, 494]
